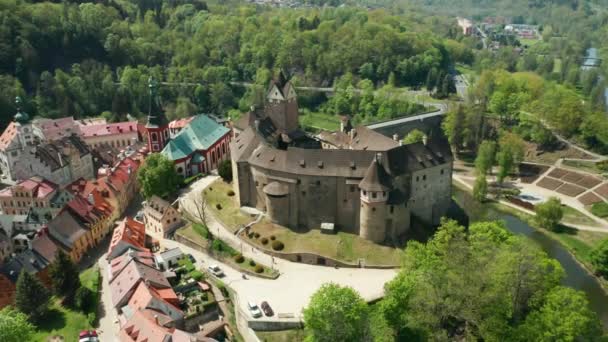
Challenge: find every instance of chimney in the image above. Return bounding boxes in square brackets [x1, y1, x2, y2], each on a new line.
[392, 134, 399, 141]
[154, 314, 159, 325]
[250, 105, 256, 112]
[349, 128, 356, 141]
[422, 134, 428, 146]
[254, 119, 260, 132]
[88, 193, 94, 205]
[399, 140, 403, 146]
[375, 152, 382, 163]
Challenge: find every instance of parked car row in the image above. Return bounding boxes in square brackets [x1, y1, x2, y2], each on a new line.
[248, 300, 274, 318]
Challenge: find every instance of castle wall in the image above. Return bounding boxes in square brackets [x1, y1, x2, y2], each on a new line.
[359, 201, 387, 243]
[265, 194, 290, 226]
[408, 162, 452, 225]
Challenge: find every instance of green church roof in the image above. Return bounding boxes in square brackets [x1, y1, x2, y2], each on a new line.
[161, 115, 230, 161]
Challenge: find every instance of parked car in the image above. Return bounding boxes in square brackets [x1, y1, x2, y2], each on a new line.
[208, 264, 224, 277]
[260, 301, 274, 317]
[248, 301, 263, 318]
[79, 330, 99, 342]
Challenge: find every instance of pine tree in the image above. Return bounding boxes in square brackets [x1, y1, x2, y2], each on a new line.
[15, 270, 50, 323]
[49, 250, 81, 306]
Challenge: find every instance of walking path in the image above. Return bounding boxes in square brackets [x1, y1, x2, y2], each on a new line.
[96, 252, 119, 342]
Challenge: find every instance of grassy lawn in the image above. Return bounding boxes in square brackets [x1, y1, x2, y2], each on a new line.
[520, 38, 541, 46]
[562, 205, 601, 227]
[256, 329, 306, 342]
[204, 180, 251, 232]
[247, 220, 402, 266]
[299, 111, 341, 131]
[33, 266, 100, 342]
[591, 202, 608, 218]
[177, 224, 209, 246]
[546, 229, 608, 267]
[562, 159, 605, 176]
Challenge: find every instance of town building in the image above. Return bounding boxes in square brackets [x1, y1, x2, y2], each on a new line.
[0, 176, 59, 215]
[47, 210, 92, 262]
[79, 121, 140, 149]
[161, 115, 232, 177]
[231, 74, 453, 243]
[107, 217, 148, 260]
[457, 17, 474, 35]
[154, 247, 185, 271]
[32, 117, 82, 142]
[0, 98, 37, 182]
[168, 117, 195, 138]
[143, 196, 182, 242]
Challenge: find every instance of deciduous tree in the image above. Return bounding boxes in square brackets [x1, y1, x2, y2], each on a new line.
[589, 238, 608, 278]
[138, 153, 181, 199]
[0, 307, 35, 342]
[535, 197, 564, 231]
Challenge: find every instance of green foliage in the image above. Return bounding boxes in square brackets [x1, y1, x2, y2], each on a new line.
[516, 287, 602, 341]
[441, 105, 466, 151]
[218, 159, 233, 182]
[475, 140, 496, 175]
[233, 254, 245, 263]
[378, 219, 575, 341]
[0, 307, 35, 342]
[590, 202, 608, 218]
[192, 223, 209, 239]
[402, 129, 425, 145]
[138, 154, 181, 199]
[589, 239, 608, 278]
[473, 174, 488, 202]
[49, 250, 81, 306]
[254, 265, 264, 273]
[497, 132, 525, 184]
[15, 271, 50, 323]
[75, 287, 94, 312]
[303, 283, 369, 342]
[189, 270, 204, 281]
[535, 197, 564, 231]
[271, 240, 285, 251]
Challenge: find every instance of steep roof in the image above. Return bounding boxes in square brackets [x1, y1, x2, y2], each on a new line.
[119, 309, 189, 342]
[230, 126, 261, 162]
[31, 233, 59, 264]
[47, 211, 88, 250]
[33, 135, 91, 172]
[168, 117, 195, 130]
[146, 196, 172, 216]
[109, 258, 170, 308]
[0, 122, 19, 151]
[161, 115, 230, 161]
[0, 176, 58, 199]
[359, 158, 392, 192]
[110, 249, 155, 280]
[33, 117, 81, 141]
[108, 217, 147, 259]
[80, 121, 138, 138]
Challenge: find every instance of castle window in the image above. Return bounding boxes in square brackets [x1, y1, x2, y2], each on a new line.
[316, 180, 321, 186]
[372, 192, 377, 199]
[350, 185, 355, 192]
[441, 169, 444, 175]
[151, 132, 158, 142]
[390, 206, 394, 214]
[302, 191, 306, 196]
[382, 191, 386, 196]
[255, 181, 259, 186]
[363, 190, 367, 196]
[372, 207, 376, 212]
[296, 179, 301, 184]
[416, 176, 419, 182]
[423, 175, 427, 181]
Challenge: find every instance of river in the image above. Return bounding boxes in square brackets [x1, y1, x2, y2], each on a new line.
[452, 187, 608, 328]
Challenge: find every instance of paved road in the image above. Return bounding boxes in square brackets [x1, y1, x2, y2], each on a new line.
[175, 176, 398, 322]
[96, 252, 120, 341]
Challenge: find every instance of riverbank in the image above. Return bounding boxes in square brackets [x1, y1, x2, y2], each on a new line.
[452, 179, 608, 294]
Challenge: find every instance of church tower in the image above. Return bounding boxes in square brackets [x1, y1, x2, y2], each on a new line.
[145, 77, 169, 152]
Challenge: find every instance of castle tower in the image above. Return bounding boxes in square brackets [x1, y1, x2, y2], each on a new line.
[145, 77, 169, 152]
[265, 71, 299, 133]
[358, 154, 392, 243]
[13, 96, 35, 148]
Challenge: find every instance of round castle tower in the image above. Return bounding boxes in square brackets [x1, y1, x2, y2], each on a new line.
[358, 153, 391, 243]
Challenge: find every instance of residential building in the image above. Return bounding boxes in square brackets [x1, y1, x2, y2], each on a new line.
[32, 117, 82, 142]
[161, 115, 232, 177]
[125, 281, 184, 323]
[109, 249, 155, 280]
[80, 121, 140, 149]
[0, 176, 59, 215]
[47, 210, 92, 262]
[107, 217, 148, 261]
[109, 257, 171, 310]
[65, 194, 113, 245]
[0, 98, 37, 183]
[457, 17, 474, 35]
[231, 75, 453, 243]
[154, 247, 184, 271]
[143, 196, 182, 242]
[119, 309, 193, 342]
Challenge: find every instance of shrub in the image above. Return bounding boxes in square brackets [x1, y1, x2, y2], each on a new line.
[218, 160, 233, 182]
[254, 265, 264, 273]
[216, 203, 222, 210]
[87, 312, 96, 326]
[216, 281, 228, 296]
[190, 270, 204, 281]
[270, 235, 276, 241]
[227, 190, 235, 196]
[261, 237, 269, 245]
[247, 232, 254, 239]
[75, 287, 93, 312]
[254, 232, 260, 238]
[272, 240, 285, 251]
[234, 254, 245, 263]
[597, 160, 608, 172]
[591, 202, 608, 218]
[249, 260, 256, 267]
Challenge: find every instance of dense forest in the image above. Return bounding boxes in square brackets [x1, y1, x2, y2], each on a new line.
[0, 0, 468, 130]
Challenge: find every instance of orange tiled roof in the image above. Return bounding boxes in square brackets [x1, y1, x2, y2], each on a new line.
[0, 122, 18, 151]
[108, 217, 147, 257]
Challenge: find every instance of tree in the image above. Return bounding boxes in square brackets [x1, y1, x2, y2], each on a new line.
[589, 239, 608, 278]
[535, 197, 563, 231]
[218, 159, 232, 182]
[303, 283, 369, 342]
[497, 132, 525, 184]
[15, 270, 50, 323]
[403, 129, 425, 145]
[138, 153, 181, 199]
[475, 140, 496, 175]
[441, 105, 466, 153]
[49, 250, 81, 306]
[192, 191, 209, 227]
[517, 287, 602, 341]
[0, 307, 35, 342]
[473, 174, 488, 202]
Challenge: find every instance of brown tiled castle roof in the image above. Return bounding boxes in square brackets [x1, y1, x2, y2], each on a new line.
[359, 158, 392, 192]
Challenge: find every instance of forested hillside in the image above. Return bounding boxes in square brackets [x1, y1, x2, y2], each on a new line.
[0, 0, 466, 130]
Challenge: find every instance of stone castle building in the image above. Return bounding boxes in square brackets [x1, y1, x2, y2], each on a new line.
[230, 74, 453, 243]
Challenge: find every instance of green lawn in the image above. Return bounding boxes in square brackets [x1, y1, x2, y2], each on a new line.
[520, 38, 541, 47]
[32, 266, 100, 342]
[591, 202, 608, 218]
[204, 181, 251, 232]
[247, 220, 402, 266]
[177, 224, 209, 246]
[256, 329, 306, 342]
[562, 205, 601, 227]
[299, 111, 341, 131]
[562, 159, 605, 176]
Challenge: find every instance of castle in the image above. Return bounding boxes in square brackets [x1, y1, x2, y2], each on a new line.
[230, 74, 453, 243]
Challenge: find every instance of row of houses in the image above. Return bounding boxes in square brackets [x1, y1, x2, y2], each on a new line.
[0, 148, 146, 308]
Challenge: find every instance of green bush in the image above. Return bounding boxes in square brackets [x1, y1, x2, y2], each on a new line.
[227, 190, 235, 196]
[247, 232, 254, 239]
[193, 223, 209, 239]
[190, 270, 204, 281]
[216, 203, 222, 210]
[254, 232, 260, 238]
[270, 235, 276, 240]
[591, 202, 608, 218]
[272, 240, 285, 251]
[185, 263, 195, 273]
[75, 287, 93, 312]
[234, 254, 245, 263]
[249, 259, 256, 267]
[597, 160, 608, 172]
[261, 237, 269, 245]
[254, 265, 264, 273]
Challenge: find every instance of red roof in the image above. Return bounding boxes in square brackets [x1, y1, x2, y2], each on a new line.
[168, 117, 195, 130]
[127, 281, 182, 317]
[119, 310, 173, 342]
[0, 176, 58, 199]
[35, 117, 80, 141]
[110, 250, 155, 279]
[67, 178, 118, 211]
[108, 217, 147, 258]
[65, 194, 111, 225]
[80, 121, 138, 138]
[0, 122, 18, 150]
[109, 258, 170, 308]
